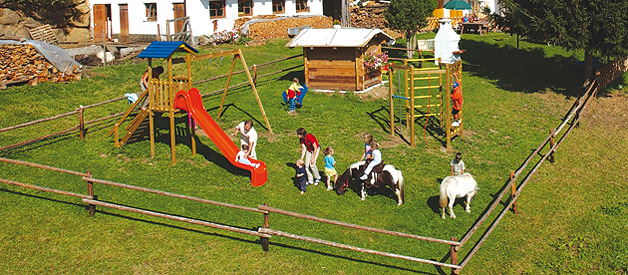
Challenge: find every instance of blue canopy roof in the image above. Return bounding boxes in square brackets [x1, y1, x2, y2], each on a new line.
[138, 41, 199, 59]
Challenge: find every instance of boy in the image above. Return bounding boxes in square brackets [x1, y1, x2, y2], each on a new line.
[450, 152, 465, 176]
[451, 81, 463, 127]
[296, 159, 307, 194]
[287, 78, 302, 114]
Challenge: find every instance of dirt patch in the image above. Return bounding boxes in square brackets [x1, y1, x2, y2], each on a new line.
[580, 91, 628, 130]
[356, 84, 390, 100]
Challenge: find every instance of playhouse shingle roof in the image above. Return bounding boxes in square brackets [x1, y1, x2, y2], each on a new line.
[285, 28, 394, 48]
[138, 41, 199, 59]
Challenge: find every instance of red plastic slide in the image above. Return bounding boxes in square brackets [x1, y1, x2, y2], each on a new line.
[173, 88, 267, 187]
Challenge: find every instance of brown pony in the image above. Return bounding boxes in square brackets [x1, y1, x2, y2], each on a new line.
[334, 161, 405, 206]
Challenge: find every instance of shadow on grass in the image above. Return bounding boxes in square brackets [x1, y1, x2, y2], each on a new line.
[266, 241, 437, 275]
[368, 106, 448, 147]
[459, 38, 584, 97]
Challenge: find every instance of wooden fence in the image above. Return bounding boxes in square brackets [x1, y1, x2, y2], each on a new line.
[0, 55, 603, 273]
[594, 58, 628, 91]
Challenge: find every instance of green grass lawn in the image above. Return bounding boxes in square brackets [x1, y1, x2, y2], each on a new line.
[1, 34, 627, 274]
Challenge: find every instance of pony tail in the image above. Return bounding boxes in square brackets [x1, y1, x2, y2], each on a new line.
[439, 183, 448, 208]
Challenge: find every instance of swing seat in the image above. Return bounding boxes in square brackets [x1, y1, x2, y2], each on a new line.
[282, 84, 308, 107]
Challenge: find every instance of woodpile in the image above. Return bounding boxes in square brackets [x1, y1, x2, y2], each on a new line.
[350, 2, 389, 29]
[0, 44, 81, 89]
[236, 16, 332, 41]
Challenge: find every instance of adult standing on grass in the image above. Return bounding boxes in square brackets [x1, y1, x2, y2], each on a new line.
[232, 120, 257, 159]
[297, 127, 321, 185]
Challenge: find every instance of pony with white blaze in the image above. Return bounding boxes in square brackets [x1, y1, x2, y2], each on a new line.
[439, 173, 478, 219]
[334, 161, 405, 206]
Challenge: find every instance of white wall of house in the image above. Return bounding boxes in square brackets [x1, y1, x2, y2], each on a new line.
[90, 0, 324, 40]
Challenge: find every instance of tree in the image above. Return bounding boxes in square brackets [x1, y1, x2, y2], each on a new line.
[385, 0, 437, 58]
[0, 0, 87, 29]
[499, 0, 628, 84]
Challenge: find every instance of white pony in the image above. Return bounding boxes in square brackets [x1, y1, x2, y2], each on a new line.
[439, 173, 478, 219]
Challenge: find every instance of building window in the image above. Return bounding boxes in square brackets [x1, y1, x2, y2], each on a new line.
[209, 0, 226, 18]
[145, 3, 157, 21]
[295, 0, 309, 12]
[272, 0, 285, 13]
[238, 0, 252, 16]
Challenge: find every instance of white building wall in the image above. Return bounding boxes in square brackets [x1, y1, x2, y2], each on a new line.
[90, 0, 324, 39]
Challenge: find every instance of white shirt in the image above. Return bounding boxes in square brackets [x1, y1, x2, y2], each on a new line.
[236, 121, 258, 159]
[450, 159, 465, 176]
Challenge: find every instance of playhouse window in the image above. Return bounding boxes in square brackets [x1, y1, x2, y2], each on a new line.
[209, 0, 226, 18]
[238, 0, 253, 16]
[295, 0, 309, 12]
[272, 0, 285, 13]
[145, 3, 157, 21]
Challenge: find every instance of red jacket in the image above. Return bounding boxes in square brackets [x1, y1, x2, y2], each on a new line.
[451, 86, 463, 110]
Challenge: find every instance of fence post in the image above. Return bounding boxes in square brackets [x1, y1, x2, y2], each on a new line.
[78, 105, 85, 140]
[549, 129, 555, 163]
[510, 171, 517, 214]
[450, 237, 458, 274]
[262, 202, 270, 252]
[86, 170, 96, 216]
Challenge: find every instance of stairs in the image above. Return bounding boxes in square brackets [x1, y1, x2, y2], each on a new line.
[120, 109, 150, 145]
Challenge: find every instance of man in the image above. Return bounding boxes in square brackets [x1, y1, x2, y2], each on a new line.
[232, 120, 258, 159]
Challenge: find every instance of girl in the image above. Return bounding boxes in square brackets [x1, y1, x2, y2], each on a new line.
[323, 147, 338, 191]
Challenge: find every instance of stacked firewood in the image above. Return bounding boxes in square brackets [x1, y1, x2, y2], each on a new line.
[350, 2, 389, 29]
[0, 44, 81, 88]
[239, 16, 332, 40]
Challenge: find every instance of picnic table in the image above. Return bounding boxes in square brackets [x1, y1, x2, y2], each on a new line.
[460, 20, 489, 35]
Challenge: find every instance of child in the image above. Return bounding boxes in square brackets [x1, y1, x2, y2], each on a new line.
[235, 144, 260, 168]
[360, 141, 381, 180]
[451, 81, 463, 127]
[296, 159, 307, 194]
[450, 152, 465, 176]
[139, 66, 164, 110]
[323, 147, 338, 191]
[287, 77, 302, 114]
[359, 133, 374, 163]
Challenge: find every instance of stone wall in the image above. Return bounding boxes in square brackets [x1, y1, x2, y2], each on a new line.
[0, 3, 91, 43]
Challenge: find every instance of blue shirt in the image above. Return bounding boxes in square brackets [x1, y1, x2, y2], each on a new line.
[297, 166, 307, 185]
[324, 155, 335, 169]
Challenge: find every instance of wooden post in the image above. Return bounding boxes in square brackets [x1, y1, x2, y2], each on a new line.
[389, 68, 395, 136]
[450, 237, 458, 274]
[510, 171, 517, 214]
[262, 203, 270, 252]
[410, 67, 415, 147]
[549, 129, 555, 163]
[87, 170, 96, 216]
[78, 105, 85, 140]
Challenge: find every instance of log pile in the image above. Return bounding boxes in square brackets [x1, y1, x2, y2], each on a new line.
[0, 44, 81, 88]
[350, 2, 389, 29]
[236, 16, 332, 41]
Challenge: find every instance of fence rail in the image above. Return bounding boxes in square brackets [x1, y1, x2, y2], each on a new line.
[258, 204, 459, 246]
[259, 228, 460, 269]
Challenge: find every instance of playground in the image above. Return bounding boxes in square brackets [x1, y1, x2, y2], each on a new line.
[1, 34, 627, 274]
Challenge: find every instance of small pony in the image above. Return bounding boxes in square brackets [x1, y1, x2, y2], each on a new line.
[334, 161, 405, 206]
[439, 173, 478, 219]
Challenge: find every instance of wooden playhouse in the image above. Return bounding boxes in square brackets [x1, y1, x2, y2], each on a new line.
[286, 28, 394, 91]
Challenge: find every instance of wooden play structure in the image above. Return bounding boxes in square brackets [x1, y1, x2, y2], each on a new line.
[388, 59, 463, 148]
[285, 28, 394, 91]
[108, 41, 272, 165]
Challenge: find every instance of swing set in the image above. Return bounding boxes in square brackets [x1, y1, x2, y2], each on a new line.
[388, 58, 463, 149]
[109, 41, 272, 165]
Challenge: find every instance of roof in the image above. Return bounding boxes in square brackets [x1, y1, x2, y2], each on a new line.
[285, 28, 395, 48]
[138, 41, 199, 59]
